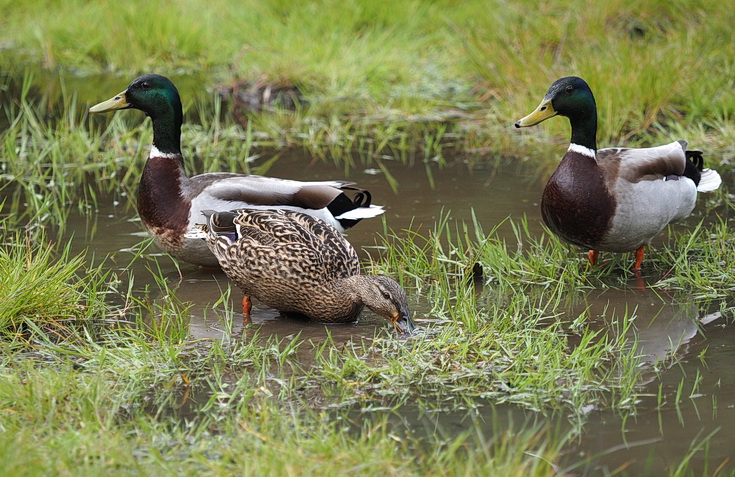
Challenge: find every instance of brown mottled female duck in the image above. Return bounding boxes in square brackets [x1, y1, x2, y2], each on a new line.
[187, 208, 415, 334]
[515, 76, 721, 272]
[89, 74, 383, 267]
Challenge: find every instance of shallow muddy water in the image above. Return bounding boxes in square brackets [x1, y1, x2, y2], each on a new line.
[3, 75, 734, 474]
[43, 151, 546, 338]
[15, 151, 731, 474]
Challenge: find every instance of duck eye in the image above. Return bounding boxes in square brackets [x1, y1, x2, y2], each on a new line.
[141, 81, 151, 90]
[382, 291, 391, 300]
[565, 85, 574, 94]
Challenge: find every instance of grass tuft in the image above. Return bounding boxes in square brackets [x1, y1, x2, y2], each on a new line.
[0, 229, 109, 343]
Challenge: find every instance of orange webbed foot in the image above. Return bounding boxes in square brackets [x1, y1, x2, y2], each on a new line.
[633, 246, 645, 273]
[587, 249, 599, 266]
[242, 295, 252, 324]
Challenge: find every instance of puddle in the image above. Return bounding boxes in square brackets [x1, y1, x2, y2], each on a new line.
[9, 151, 727, 473]
[14, 151, 543, 340]
[563, 314, 735, 474]
[2, 73, 735, 474]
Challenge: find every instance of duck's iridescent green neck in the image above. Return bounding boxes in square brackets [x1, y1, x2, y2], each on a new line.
[568, 107, 598, 152]
[124, 74, 184, 155]
[150, 103, 182, 155]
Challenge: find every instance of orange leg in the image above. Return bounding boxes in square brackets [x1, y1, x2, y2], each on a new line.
[242, 295, 252, 324]
[587, 249, 599, 266]
[633, 245, 645, 273]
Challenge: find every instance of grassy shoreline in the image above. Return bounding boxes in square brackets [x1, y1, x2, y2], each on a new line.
[2, 0, 734, 159]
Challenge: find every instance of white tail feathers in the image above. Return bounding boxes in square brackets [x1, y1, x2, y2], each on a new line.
[334, 205, 385, 221]
[697, 169, 722, 192]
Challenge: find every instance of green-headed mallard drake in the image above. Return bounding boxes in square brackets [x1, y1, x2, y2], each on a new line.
[515, 76, 721, 272]
[187, 208, 415, 334]
[89, 74, 383, 268]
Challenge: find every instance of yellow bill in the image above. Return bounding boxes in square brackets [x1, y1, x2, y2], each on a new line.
[514, 98, 556, 128]
[89, 90, 130, 113]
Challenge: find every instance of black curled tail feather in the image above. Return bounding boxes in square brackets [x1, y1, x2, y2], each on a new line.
[352, 190, 372, 208]
[683, 150, 704, 186]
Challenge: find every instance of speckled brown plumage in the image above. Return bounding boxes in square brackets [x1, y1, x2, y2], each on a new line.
[193, 209, 415, 333]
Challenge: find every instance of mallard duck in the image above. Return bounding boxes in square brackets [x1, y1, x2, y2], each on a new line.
[187, 208, 415, 334]
[515, 76, 721, 272]
[89, 74, 383, 268]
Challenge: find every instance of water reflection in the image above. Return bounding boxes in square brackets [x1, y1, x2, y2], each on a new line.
[563, 312, 734, 475]
[157, 266, 432, 343]
[568, 287, 712, 368]
[28, 152, 537, 341]
[554, 286, 730, 474]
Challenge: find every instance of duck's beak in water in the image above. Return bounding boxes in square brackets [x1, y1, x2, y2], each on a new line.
[392, 306, 416, 335]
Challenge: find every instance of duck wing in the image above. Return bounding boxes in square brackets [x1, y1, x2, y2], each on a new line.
[598, 140, 721, 192]
[596, 141, 688, 184]
[187, 173, 383, 232]
[233, 209, 360, 279]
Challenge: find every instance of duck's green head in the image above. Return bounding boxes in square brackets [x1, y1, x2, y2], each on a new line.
[90, 74, 183, 154]
[515, 76, 596, 127]
[515, 76, 598, 150]
[90, 74, 182, 121]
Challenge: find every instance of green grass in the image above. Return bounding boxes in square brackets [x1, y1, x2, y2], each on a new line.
[0, 229, 111, 344]
[0, 225, 576, 474]
[656, 217, 735, 297]
[2, 208, 733, 473]
[0, 352, 565, 475]
[1, 0, 734, 160]
[2, 88, 732, 471]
